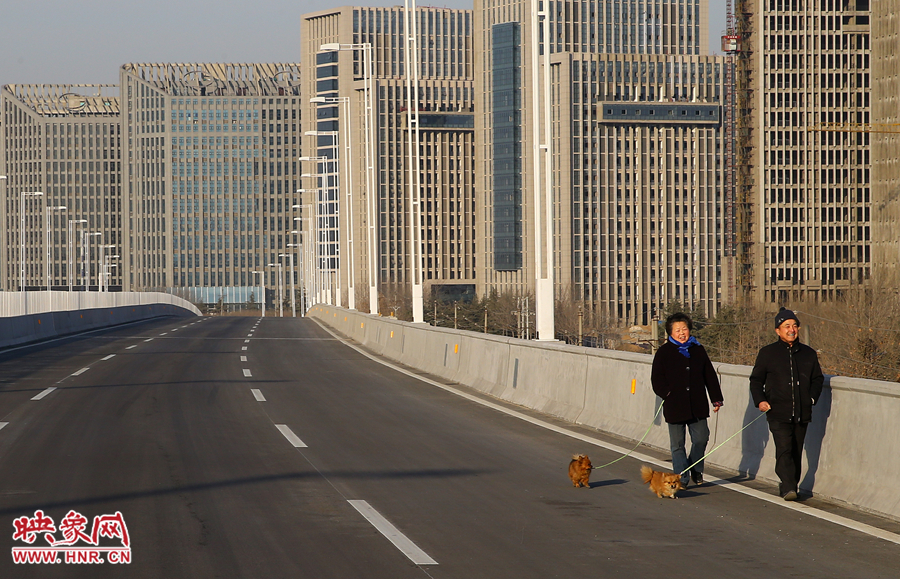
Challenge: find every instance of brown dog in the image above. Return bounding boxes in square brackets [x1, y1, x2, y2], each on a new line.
[640, 465, 684, 499]
[568, 454, 593, 488]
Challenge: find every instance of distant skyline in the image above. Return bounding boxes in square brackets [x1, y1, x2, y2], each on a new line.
[0, 0, 727, 87]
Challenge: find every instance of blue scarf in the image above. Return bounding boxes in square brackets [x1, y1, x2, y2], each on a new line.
[669, 335, 700, 358]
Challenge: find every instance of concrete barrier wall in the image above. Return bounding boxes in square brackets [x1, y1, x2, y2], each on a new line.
[309, 305, 900, 522]
[1, 291, 201, 350]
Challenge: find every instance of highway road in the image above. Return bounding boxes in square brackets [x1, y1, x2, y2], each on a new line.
[1, 315, 899, 578]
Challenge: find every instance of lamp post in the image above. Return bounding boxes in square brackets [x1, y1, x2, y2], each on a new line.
[319, 42, 378, 315]
[311, 96, 356, 310]
[267, 263, 283, 317]
[299, 177, 330, 305]
[45, 204, 67, 291]
[67, 219, 87, 291]
[100, 245, 116, 291]
[252, 270, 265, 318]
[294, 200, 318, 307]
[21, 191, 44, 291]
[83, 232, 102, 290]
[102, 258, 119, 293]
[279, 252, 296, 318]
[530, 0, 556, 340]
[403, 0, 425, 323]
[305, 131, 342, 309]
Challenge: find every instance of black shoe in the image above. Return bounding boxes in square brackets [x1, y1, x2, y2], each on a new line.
[691, 472, 704, 486]
[782, 490, 798, 501]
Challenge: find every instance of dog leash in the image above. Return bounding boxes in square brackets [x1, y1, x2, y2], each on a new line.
[679, 409, 769, 477]
[591, 399, 666, 470]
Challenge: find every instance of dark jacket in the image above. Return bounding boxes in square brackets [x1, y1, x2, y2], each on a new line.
[749, 339, 824, 424]
[651, 340, 724, 424]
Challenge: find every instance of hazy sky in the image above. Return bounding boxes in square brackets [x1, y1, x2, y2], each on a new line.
[0, 0, 727, 86]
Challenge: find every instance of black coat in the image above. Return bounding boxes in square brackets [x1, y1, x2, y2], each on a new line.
[749, 339, 824, 423]
[651, 340, 724, 424]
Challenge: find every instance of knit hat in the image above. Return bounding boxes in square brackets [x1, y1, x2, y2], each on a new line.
[774, 307, 799, 328]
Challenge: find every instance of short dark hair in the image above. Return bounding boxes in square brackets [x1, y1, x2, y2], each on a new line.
[665, 312, 693, 336]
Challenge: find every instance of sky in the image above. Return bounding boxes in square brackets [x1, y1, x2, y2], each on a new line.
[0, 0, 727, 87]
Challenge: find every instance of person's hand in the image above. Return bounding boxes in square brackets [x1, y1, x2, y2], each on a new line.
[713, 401, 723, 413]
[758, 401, 771, 412]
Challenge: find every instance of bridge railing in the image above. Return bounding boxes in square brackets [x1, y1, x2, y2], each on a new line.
[0, 291, 201, 349]
[310, 305, 900, 523]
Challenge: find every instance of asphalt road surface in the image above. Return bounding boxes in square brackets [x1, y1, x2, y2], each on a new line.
[1, 315, 898, 578]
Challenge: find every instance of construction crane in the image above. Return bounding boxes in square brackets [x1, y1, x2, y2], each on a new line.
[807, 123, 900, 133]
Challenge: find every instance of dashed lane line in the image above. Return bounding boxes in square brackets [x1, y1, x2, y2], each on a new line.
[251, 389, 266, 402]
[275, 424, 307, 447]
[101, 354, 115, 361]
[0, 422, 8, 431]
[348, 500, 438, 566]
[71, 368, 90, 376]
[242, 369, 252, 377]
[241, 356, 247, 362]
[31, 387, 56, 401]
[126, 345, 137, 350]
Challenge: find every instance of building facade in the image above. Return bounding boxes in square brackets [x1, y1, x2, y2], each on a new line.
[301, 6, 477, 310]
[1, 84, 122, 291]
[475, 0, 732, 325]
[872, 0, 900, 280]
[738, 0, 871, 304]
[120, 63, 302, 306]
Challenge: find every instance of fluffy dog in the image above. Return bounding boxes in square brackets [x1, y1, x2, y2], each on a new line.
[640, 465, 684, 499]
[568, 454, 593, 488]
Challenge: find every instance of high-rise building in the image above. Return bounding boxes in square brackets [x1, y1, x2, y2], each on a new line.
[872, 0, 900, 279]
[737, 0, 871, 304]
[301, 6, 477, 309]
[1, 84, 122, 291]
[119, 63, 302, 306]
[475, 0, 733, 325]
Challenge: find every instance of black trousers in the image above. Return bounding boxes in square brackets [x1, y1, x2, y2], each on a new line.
[768, 419, 808, 495]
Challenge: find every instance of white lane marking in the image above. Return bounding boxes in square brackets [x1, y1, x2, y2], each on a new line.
[348, 500, 438, 565]
[275, 424, 307, 447]
[240, 356, 247, 362]
[247, 334, 253, 337]
[242, 369, 252, 377]
[159, 332, 168, 336]
[71, 368, 90, 376]
[181, 326, 188, 329]
[251, 389, 266, 402]
[126, 345, 137, 350]
[244, 340, 250, 343]
[101, 354, 115, 361]
[314, 319, 900, 548]
[31, 387, 56, 401]
[144, 338, 154, 342]
[0, 422, 8, 431]
[241, 346, 248, 351]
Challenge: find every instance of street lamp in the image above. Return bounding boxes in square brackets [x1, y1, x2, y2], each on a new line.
[83, 232, 102, 290]
[299, 177, 330, 305]
[45, 204, 67, 291]
[252, 271, 265, 318]
[319, 42, 378, 315]
[279, 252, 296, 318]
[530, 0, 556, 340]
[100, 245, 116, 292]
[266, 263, 284, 317]
[305, 130, 342, 308]
[403, 0, 425, 323]
[311, 96, 356, 311]
[67, 219, 87, 291]
[21, 191, 44, 291]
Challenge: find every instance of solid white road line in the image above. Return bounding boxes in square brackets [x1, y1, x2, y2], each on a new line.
[126, 345, 137, 350]
[348, 500, 438, 565]
[31, 387, 56, 401]
[0, 422, 8, 431]
[241, 356, 247, 362]
[251, 389, 266, 402]
[71, 368, 90, 376]
[242, 369, 252, 377]
[101, 354, 115, 361]
[275, 424, 307, 447]
[314, 319, 900, 548]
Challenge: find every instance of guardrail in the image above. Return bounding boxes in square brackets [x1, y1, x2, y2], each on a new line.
[310, 305, 900, 523]
[1, 291, 201, 349]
